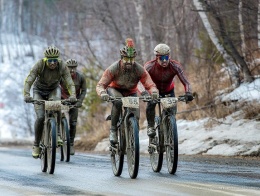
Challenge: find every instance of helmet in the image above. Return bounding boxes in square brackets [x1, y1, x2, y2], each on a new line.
[154, 44, 170, 56]
[66, 59, 78, 67]
[44, 46, 60, 58]
[120, 38, 137, 58]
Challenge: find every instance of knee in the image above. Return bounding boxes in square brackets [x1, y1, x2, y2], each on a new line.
[70, 121, 77, 127]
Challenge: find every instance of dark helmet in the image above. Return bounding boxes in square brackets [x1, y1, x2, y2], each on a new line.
[120, 38, 137, 58]
[66, 59, 78, 67]
[44, 46, 60, 58]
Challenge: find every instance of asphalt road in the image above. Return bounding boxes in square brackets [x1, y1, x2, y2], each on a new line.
[0, 146, 260, 196]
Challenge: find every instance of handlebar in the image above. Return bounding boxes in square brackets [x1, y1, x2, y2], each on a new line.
[141, 95, 189, 103]
[27, 99, 77, 106]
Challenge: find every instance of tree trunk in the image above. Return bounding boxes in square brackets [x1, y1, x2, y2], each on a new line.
[239, 0, 246, 58]
[258, 0, 260, 48]
[133, 0, 149, 63]
[206, 1, 253, 83]
[192, 0, 240, 87]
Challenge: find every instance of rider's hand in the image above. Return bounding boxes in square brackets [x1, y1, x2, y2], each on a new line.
[24, 96, 33, 103]
[141, 91, 149, 97]
[101, 92, 109, 101]
[69, 96, 77, 103]
[185, 92, 194, 102]
[151, 92, 159, 100]
[75, 101, 82, 108]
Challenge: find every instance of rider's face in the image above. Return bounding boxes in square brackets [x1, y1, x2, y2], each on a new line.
[47, 58, 58, 69]
[157, 55, 169, 68]
[122, 56, 135, 69]
[68, 66, 77, 76]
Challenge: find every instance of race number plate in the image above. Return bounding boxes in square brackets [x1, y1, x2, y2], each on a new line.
[121, 97, 139, 108]
[160, 97, 178, 108]
[45, 101, 68, 111]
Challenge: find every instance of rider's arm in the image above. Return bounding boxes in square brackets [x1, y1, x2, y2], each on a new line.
[139, 70, 159, 94]
[79, 73, 87, 102]
[96, 69, 113, 96]
[23, 60, 41, 97]
[171, 60, 192, 93]
[62, 63, 76, 97]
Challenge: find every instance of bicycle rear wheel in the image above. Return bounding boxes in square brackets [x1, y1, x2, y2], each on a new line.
[60, 117, 70, 162]
[149, 116, 163, 172]
[47, 118, 56, 174]
[111, 125, 124, 176]
[40, 128, 47, 172]
[126, 117, 139, 179]
[164, 116, 178, 174]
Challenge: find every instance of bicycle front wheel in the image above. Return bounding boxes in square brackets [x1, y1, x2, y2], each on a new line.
[126, 117, 139, 179]
[60, 117, 70, 162]
[111, 125, 124, 176]
[150, 116, 163, 172]
[47, 118, 57, 174]
[164, 116, 178, 174]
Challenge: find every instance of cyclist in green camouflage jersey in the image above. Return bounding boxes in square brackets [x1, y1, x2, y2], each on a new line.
[24, 46, 76, 158]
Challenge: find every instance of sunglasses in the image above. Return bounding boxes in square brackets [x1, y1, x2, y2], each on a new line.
[123, 57, 135, 62]
[47, 58, 58, 63]
[159, 55, 169, 61]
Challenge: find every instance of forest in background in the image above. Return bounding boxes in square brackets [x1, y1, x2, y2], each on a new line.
[0, 0, 259, 149]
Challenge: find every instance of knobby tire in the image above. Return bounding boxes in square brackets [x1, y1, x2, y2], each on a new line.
[111, 125, 124, 176]
[47, 118, 56, 174]
[126, 117, 139, 179]
[150, 116, 163, 172]
[164, 116, 178, 174]
[60, 118, 70, 162]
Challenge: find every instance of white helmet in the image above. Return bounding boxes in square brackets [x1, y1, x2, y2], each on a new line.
[154, 44, 170, 55]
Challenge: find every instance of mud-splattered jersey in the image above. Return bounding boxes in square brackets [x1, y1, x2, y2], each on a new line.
[24, 58, 75, 97]
[96, 60, 158, 96]
[144, 59, 192, 94]
[60, 71, 87, 102]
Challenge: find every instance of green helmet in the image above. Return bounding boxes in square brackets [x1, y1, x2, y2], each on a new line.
[154, 44, 170, 56]
[120, 38, 137, 58]
[44, 46, 60, 58]
[66, 59, 78, 67]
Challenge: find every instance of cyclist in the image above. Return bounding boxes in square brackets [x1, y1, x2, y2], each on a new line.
[138, 43, 193, 138]
[60, 59, 87, 155]
[24, 46, 77, 159]
[96, 38, 159, 145]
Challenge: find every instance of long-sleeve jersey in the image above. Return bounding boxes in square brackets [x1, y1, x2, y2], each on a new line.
[96, 60, 158, 96]
[60, 71, 87, 102]
[143, 59, 192, 94]
[24, 58, 76, 97]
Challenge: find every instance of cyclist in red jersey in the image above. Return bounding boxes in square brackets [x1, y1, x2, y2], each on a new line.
[96, 38, 159, 145]
[138, 43, 193, 137]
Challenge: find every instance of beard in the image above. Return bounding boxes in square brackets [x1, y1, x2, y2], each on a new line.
[125, 63, 132, 69]
[48, 63, 58, 69]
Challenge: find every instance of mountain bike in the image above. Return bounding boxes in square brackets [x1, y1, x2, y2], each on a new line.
[59, 102, 77, 162]
[146, 95, 187, 174]
[106, 96, 141, 179]
[29, 99, 71, 174]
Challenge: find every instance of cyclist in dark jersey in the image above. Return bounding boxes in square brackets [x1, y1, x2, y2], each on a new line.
[96, 38, 159, 145]
[60, 59, 87, 155]
[138, 43, 193, 137]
